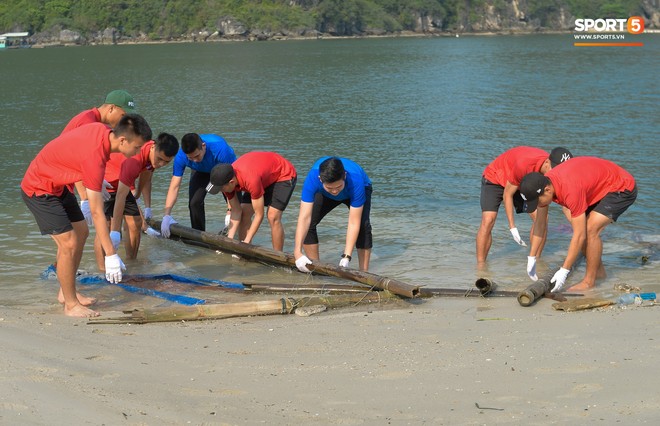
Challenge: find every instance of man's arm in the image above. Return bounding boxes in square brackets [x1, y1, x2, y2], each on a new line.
[242, 196, 265, 245]
[294, 201, 314, 258]
[343, 205, 363, 257]
[110, 182, 132, 233]
[75, 181, 87, 201]
[528, 205, 549, 258]
[563, 213, 587, 271]
[87, 189, 116, 256]
[502, 181, 519, 230]
[163, 175, 182, 215]
[225, 195, 242, 240]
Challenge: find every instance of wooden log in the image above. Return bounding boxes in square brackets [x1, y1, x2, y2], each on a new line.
[88, 292, 389, 324]
[149, 219, 420, 298]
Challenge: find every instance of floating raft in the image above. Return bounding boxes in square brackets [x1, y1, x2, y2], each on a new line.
[149, 219, 421, 298]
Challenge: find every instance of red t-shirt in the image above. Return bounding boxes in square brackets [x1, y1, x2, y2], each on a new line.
[61, 107, 103, 134]
[483, 146, 548, 187]
[22, 123, 112, 197]
[117, 140, 155, 189]
[224, 152, 297, 200]
[546, 156, 636, 218]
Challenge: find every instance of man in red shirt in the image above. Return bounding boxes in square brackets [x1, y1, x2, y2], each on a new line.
[206, 152, 297, 251]
[21, 114, 153, 318]
[62, 89, 137, 220]
[91, 133, 179, 269]
[62, 89, 136, 133]
[476, 146, 573, 264]
[519, 156, 637, 292]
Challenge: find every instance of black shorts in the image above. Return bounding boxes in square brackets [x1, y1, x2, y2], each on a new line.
[238, 177, 297, 211]
[480, 176, 527, 214]
[586, 186, 637, 222]
[21, 187, 84, 235]
[103, 191, 141, 219]
[303, 186, 373, 249]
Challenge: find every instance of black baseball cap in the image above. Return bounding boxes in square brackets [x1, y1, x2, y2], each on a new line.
[205, 163, 235, 195]
[519, 172, 550, 213]
[549, 147, 573, 167]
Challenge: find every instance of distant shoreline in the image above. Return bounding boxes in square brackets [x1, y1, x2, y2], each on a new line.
[26, 29, 579, 49]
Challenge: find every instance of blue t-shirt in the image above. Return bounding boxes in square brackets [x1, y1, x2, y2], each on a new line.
[301, 157, 372, 207]
[172, 134, 236, 177]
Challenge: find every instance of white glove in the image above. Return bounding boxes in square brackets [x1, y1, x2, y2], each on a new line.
[79, 200, 93, 225]
[339, 257, 350, 268]
[295, 255, 313, 273]
[550, 267, 571, 293]
[510, 227, 527, 247]
[145, 227, 161, 237]
[109, 231, 121, 250]
[527, 256, 538, 281]
[161, 215, 177, 238]
[101, 180, 113, 201]
[143, 207, 152, 220]
[104, 253, 126, 283]
[225, 211, 231, 227]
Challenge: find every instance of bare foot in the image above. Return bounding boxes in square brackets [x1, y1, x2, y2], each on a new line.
[58, 289, 97, 306]
[569, 280, 596, 291]
[64, 303, 100, 318]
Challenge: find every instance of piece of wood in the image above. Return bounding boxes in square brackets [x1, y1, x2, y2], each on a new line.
[517, 268, 560, 307]
[243, 282, 376, 294]
[552, 298, 614, 312]
[88, 292, 391, 324]
[419, 287, 520, 298]
[149, 219, 420, 298]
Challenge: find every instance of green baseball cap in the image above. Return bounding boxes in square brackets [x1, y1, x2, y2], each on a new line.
[104, 90, 136, 113]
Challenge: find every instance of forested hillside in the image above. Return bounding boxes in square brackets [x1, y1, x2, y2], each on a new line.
[0, 0, 657, 44]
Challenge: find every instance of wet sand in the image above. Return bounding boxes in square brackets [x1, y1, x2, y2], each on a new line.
[1, 295, 659, 424]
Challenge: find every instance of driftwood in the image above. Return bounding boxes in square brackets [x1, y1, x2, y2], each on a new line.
[149, 219, 420, 298]
[552, 298, 614, 312]
[88, 292, 392, 324]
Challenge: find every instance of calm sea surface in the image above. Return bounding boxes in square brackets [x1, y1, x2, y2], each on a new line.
[1, 35, 658, 309]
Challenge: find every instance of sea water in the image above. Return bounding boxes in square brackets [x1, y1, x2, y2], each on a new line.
[0, 34, 658, 308]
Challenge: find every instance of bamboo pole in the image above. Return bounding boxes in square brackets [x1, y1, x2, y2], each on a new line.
[88, 292, 390, 324]
[243, 282, 376, 294]
[517, 268, 561, 306]
[419, 287, 519, 298]
[149, 220, 420, 298]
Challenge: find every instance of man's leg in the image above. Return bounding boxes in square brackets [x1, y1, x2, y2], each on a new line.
[572, 212, 611, 290]
[239, 202, 254, 241]
[189, 171, 210, 231]
[357, 248, 371, 271]
[303, 243, 320, 261]
[267, 207, 284, 251]
[476, 211, 497, 264]
[53, 224, 99, 317]
[123, 215, 143, 259]
[93, 220, 110, 271]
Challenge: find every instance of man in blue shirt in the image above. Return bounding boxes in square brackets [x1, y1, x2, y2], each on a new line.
[293, 157, 373, 272]
[160, 133, 236, 237]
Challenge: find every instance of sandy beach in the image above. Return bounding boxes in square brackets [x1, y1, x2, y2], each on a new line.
[1, 294, 659, 425]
